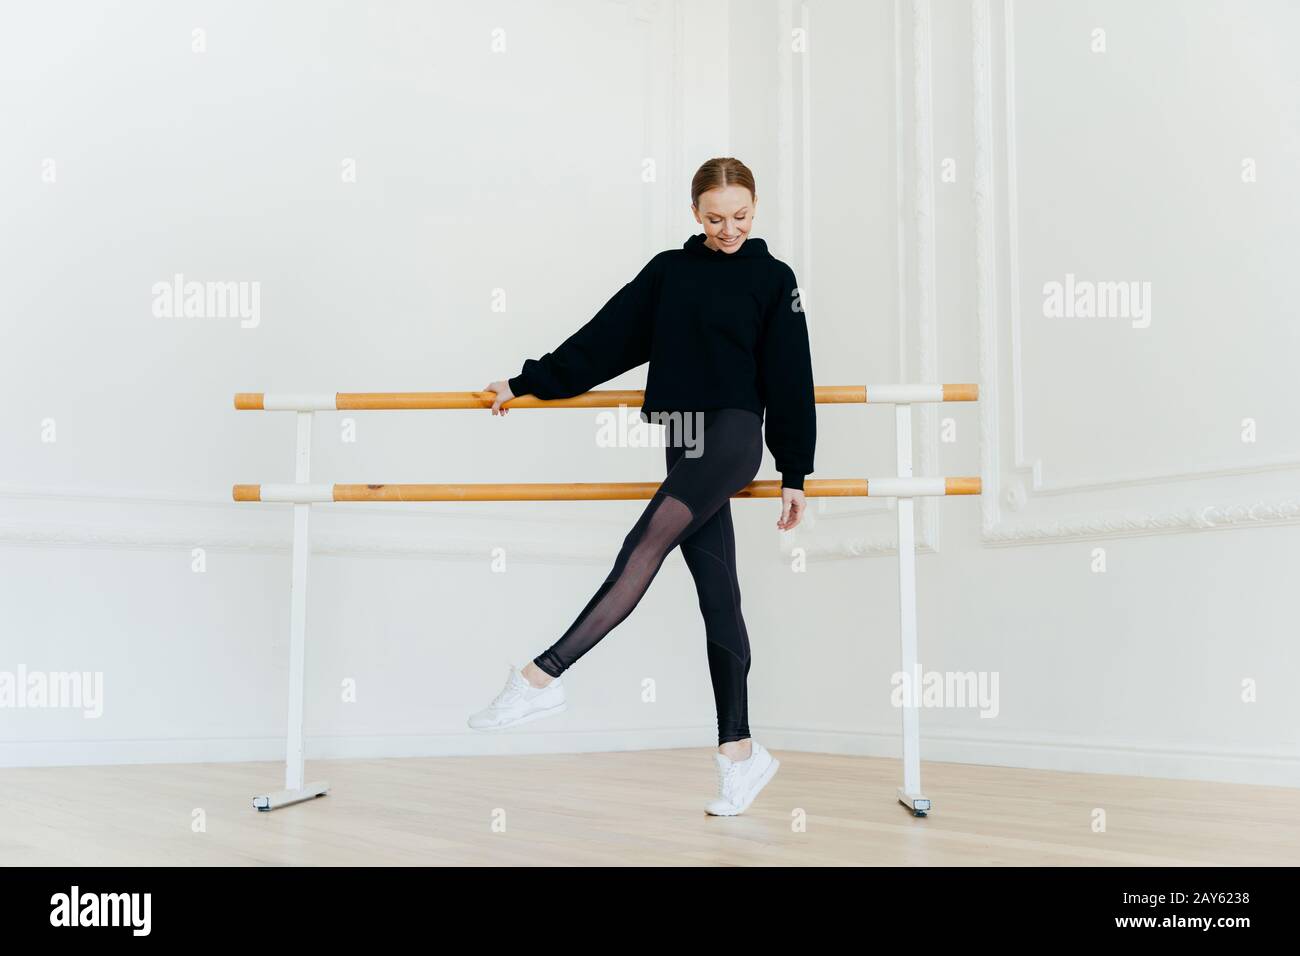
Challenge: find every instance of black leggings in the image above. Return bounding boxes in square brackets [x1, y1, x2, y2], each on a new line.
[532, 408, 764, 745]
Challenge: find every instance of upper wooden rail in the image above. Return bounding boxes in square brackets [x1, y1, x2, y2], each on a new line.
[234, 384, 979, 411]
[232, 477, 981, 503]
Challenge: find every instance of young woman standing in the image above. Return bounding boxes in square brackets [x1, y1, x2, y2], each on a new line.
[471, 157, 816, 816]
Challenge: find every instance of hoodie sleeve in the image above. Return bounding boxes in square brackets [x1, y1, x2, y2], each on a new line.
[507, 255, 659, 401]
[758, 263, 816, 491]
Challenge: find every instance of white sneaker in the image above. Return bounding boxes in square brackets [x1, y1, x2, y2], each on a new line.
[705, 740, 780, 816]
[467, 665, 567, 731]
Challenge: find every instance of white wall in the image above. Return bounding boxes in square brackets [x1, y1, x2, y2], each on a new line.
[1, 0, 1296, 789]
[731, 0, 1299, 786]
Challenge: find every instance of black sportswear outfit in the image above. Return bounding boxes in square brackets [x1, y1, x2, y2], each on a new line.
[508, 232, 814, 489]
[508, 233, 816, 745]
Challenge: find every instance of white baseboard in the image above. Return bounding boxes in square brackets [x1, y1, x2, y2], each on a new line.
[4, 726, 1296, 789]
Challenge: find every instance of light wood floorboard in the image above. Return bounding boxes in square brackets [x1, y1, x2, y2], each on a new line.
[2, 751, 1296, 866]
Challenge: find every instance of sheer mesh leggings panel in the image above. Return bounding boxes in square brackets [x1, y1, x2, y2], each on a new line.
[532, 491, 696, 679]
[680, 502, 751, 744]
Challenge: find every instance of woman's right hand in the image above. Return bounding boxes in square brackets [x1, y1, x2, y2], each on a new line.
[484, 380, 516, 416]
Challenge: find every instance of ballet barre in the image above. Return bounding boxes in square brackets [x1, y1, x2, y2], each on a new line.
[232, 384, 981, 815]
[233, 478, 980, 503]
[234, 383, 978, 411]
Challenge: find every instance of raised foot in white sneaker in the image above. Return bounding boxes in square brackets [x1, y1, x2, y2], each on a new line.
[467, 665, 567, 731]
[705, 740, 779, 816]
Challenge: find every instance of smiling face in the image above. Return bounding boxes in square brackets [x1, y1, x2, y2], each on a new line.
[692, 184, 757, 254]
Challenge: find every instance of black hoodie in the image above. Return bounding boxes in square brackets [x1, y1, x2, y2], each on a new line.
[508, 232, 815, 490]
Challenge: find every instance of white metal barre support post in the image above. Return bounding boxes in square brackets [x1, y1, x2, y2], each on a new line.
[894, 403, 930, 816]
[253, 410, 330, 811]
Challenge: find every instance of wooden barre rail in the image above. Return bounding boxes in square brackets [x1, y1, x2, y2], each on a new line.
[233, 384, 978, 411]
[232, 477, 981, 502]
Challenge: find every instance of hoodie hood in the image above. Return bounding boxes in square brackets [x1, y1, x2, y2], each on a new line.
[684, 233, 770, 259]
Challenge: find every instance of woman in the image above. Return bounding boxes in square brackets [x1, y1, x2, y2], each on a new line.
[470, 157, 816, 816]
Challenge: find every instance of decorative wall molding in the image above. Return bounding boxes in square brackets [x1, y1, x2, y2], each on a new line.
[0, 504, 624, 564]
[796, 0, 944, 562]
[780, 528, 941, 560]
[0, 516, 616, 563]
[983, 496, 1300, 545]
[633, 0, 685, 259]
[973, 0, 1003, 537]
[0, 483, 627, 562]
[908, 0, 942, 555]
[973, 0, 1300, 545]
[2, 3, 684, 563]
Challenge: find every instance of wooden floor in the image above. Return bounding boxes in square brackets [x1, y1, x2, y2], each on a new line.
[3, 750, 1298, 866]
